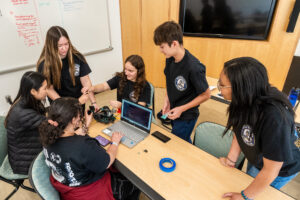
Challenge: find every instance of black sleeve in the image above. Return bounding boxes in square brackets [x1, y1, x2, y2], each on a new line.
[138, 82, 151, 104]
[78, 58, 91, 77]
[189, 62, 209, 95]
[106, 76, 120, 90]
[260, 108, 294, 162]
[81, 137, 110, 174]
[19, 109, 46, 130]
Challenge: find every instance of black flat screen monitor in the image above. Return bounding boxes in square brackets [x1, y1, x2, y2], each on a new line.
[179, 0, 277, 40]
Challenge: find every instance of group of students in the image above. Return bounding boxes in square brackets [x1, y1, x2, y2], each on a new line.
[4, 21, 300, 200]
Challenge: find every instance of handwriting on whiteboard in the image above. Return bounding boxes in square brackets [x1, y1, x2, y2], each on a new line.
[11, 0, 29, 5]
[15, 15, 40, 47]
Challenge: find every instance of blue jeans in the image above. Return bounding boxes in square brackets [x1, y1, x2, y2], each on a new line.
[171, 119, 197, 143]
[247, 163, 298, 189]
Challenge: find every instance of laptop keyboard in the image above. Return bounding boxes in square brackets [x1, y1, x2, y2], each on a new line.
[108, 122, 145, 142]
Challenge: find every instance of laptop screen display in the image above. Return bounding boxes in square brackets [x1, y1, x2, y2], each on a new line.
[121, 100, 152, 131]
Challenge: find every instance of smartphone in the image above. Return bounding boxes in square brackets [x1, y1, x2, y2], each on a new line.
[95, 135, 111, 147]
[152, 131, 170, 143]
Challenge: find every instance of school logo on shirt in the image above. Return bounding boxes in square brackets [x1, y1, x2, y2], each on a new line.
[174, 76, 187, 91]
[241, 125, 255, 147]
[129, 91, 138, 102]
[74, 64, 80, 76]
[50, 152, 62, 164]
[294, 129, 300, 149]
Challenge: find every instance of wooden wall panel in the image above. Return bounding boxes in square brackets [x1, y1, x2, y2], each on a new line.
[119, 0, 142, 61]
[120, 0, 300, 89]
[140, 0, 170, 87]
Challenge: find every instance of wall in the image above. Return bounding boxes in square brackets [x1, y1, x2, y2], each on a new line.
[0, 0, 123, 115]
[120, 0, 300, 89]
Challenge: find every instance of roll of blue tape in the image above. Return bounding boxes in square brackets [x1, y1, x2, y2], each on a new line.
[159, 158, 176, 173]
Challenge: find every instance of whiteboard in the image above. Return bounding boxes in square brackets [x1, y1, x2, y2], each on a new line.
[0, 0, 112, 74]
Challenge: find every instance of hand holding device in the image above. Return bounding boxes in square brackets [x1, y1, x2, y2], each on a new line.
[161, 113, 168, 120]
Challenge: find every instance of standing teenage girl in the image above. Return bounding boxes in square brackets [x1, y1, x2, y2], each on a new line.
[218, 57, 300, 200]
[37, 26, 97, 109]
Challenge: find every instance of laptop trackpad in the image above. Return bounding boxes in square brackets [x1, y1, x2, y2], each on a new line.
[121, 136, 136, 148]
[102, 129, 137, 148]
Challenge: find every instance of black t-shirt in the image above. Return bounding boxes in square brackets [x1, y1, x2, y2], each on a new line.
[38, 54, 91, 98]
[107, 75, 151, 105]
[44, 135, 110, 186]
[164, 49, 209, 120]
[235, 103, 300, 177]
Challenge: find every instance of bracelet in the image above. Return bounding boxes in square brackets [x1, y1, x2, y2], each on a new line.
[227, 157, 236, 164]
[241, 190, 253, 200]
[111, 142, 118, 146]
[91, 102, 97, 105]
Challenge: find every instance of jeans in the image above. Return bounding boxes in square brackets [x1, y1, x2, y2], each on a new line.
[246, 163, 298, 189]
[171, 119, 197, 143]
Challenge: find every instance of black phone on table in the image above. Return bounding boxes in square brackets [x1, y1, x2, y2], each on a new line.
[151, 131, 170, 143]
[95, 135, 111, 147]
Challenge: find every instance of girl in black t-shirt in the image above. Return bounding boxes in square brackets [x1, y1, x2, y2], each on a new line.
[218, 57, 300, 200]
[84, 55, 151, 109]
[37, 26, 98, 110]
[5, 71, 47, 175]
[39, 97, 139, 200]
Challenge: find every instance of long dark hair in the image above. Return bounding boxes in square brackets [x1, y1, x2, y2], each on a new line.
[39, 97, 82, 147]
[37, 26, 86, 89]
[117, 55, 147, 101]
[5, 71, 46, 127]
[223, 57, 294, 135]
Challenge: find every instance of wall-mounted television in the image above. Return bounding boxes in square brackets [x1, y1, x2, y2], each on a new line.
[179, 0, 277, 40]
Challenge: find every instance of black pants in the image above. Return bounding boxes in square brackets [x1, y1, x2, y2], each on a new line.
[110, 171, 140, 200]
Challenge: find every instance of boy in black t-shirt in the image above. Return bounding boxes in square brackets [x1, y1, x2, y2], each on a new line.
[154, 21, 210, 143]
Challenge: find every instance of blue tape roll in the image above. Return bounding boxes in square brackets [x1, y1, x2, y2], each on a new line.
[159, 158, 176, 173]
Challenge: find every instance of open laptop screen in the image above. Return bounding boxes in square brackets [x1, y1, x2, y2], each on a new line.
[121, 99, 152, 132]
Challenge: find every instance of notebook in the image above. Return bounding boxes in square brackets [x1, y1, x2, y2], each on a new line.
[102, 99, 152, 148]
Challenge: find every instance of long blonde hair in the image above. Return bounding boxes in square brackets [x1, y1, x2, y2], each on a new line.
[37, 26, 86, 89]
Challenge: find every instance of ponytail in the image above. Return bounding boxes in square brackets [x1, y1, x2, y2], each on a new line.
[39, 120, 64, 147]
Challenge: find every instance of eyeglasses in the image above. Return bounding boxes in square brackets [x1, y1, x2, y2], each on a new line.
[217, 80, 231, 91]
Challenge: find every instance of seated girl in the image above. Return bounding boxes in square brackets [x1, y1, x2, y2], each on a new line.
[39, 97, 139, 200]
[86, 55, 151, 109]
[5, 71, 47, 175]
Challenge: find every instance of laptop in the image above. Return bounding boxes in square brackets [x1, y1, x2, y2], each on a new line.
[102, 99, 152, 148]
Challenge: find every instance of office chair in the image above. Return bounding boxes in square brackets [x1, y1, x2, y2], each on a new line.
[29, 152, 60, 200]
[0, 116, 35, 200]
[194, 121, 245, 169]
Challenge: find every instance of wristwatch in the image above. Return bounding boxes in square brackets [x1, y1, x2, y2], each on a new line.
[111, 142, 118, 146]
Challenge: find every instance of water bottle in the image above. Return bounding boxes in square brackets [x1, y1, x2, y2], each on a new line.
[288, 87, 298, 107]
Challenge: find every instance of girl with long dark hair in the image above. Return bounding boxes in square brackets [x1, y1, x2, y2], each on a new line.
[39, 97, 139, 200]
[218, 57, 300, 200]
[5, 71, 47, 174]
[37, 26, 97, 109]
[85, 55, 151, 109]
